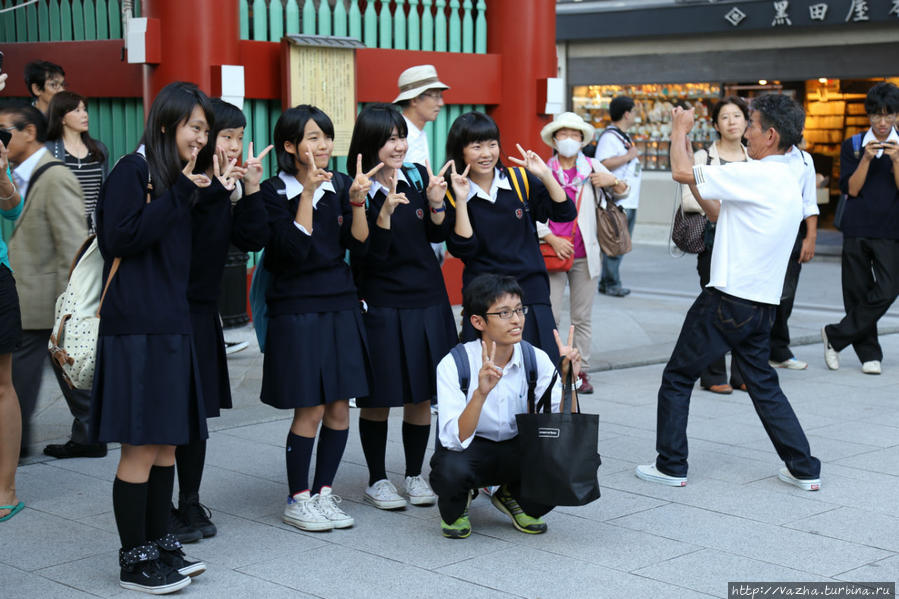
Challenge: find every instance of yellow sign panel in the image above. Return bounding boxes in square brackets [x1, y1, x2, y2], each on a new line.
[282, 36, 362, 157]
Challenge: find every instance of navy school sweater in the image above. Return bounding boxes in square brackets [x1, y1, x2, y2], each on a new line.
[444, 167, 577, 305]
[95, 153, 197, 335]
[353, 164, 451, 309]
[188, 180, 269, 312]
[261, 171, 369, 316]
[839, 137, 899, 240]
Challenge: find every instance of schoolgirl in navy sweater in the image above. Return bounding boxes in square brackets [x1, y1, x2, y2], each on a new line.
[91, 82, 217, 594]
[347, 104, 456, 510]
[445, 111, 576, 365]
[169, 98, 272, 543]
[261, 105, 379, 532]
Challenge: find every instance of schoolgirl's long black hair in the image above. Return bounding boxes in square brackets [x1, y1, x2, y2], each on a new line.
[273, 104, 334, 175]
[346, 103, 408, 178]
[445, 111, 503, 175]
[45, 91, 107, 163]
[196, 98, 247, 173]
[140, 81, 214, 194]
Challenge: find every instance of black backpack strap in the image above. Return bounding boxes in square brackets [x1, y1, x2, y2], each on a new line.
[520, 341, 541, 412]
[450, 343, 471, 396]
[25, 160, 66, 203]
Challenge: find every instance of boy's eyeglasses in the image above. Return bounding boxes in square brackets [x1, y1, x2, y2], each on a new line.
[484, 306, 528, 320]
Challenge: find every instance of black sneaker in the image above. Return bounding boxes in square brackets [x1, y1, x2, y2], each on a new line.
[179, 493, 217, 538]
[155, 533, 206, 577]
[169, 506, 202, 544]
[119, 543, 191, 594]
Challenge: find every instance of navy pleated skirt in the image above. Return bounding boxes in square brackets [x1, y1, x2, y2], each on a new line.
[190, 311, 232, 418]
[261, 309, 370, 409]
[357, 302, 458, 408]
[460, 302, 560, 366]
[90, 334, 208, 445]
[0, 265, 21, 354]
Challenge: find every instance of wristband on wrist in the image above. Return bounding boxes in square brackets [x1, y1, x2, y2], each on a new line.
[349, 198, 366, 208]
[430, 203, 446, 214]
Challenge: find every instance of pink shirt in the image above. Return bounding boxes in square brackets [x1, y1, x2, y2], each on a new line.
[549, 166, 586, 259]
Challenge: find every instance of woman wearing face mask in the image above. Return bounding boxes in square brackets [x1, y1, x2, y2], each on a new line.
[536, 112, 628, 394]
[682, 96, 750, 395]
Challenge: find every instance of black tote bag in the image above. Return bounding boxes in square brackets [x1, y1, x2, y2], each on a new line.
[515, 369, 601, 507]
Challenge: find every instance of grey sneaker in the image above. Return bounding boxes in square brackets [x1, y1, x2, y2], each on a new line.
[822, 327, 839, 370]
[364, 479, 408, 510]
[635, 463, 687, 487]
[861, 360, 881, 375]
[315, 487, 354, 528]
[283, 490, 333, 532]
[778, 467, 820, 491]
[404, 475, 437, 506]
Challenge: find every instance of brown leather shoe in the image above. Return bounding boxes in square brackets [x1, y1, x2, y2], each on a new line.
[703, 384, 733, 395]
[734, 383, 748, 392]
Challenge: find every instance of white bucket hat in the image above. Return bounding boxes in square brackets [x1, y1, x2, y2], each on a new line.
[540, 112, 595, 149]
[393, 65, 450, 103]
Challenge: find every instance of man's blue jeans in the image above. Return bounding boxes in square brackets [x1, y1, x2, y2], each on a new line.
[599, 208, 637, 290]
[655, 288, 821, 479]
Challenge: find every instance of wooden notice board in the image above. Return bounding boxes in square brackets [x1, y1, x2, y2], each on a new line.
[281, 35, 364, 157]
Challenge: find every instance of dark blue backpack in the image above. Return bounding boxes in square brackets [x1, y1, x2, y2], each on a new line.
[833, 133, 863, 232]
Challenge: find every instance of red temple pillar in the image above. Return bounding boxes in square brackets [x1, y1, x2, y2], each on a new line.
[487, 0, 557, 154]
[142, 0, 240, 102]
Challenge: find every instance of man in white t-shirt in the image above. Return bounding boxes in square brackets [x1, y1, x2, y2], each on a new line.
[594, 96, 641, 297]
[393, 64, 449, 167]
[636, 95, 821, 492]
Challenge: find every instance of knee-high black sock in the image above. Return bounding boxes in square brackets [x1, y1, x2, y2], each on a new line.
[358, 417, 388, 486]
[175, 439, 207, 502]
[311, 426, 349, 493]
[145, 465, 175, 540]
[286, 432, 315, 497]
[402, 421, 431, 478]
[113, 478, 148, 550]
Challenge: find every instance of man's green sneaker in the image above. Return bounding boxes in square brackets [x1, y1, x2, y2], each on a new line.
[441, 512, 471, 539]
[490, 485, 547, 534]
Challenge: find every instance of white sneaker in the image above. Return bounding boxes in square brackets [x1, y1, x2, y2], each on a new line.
[404, 475, 437, 506]
[862, 360, 882, 375]
[283, 490, 333, 531]
[635, 463, 687, 487]
[363, 479, 407, 510]
[224, 340, 248, 355]
[349, 398, 357, 408]
[822, 327, 839, 370]
[769, 357, 808, 370]
[778, 467, 820, 491]
[315, 487, 354, 528]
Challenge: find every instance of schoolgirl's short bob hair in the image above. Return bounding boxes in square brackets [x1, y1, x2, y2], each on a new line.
[196, 98, 247, 173]
[445, 111, 501, 174]
[141, 81, 214, 194]
[274, 104, 335, 175]
[346, 103, 408, 177]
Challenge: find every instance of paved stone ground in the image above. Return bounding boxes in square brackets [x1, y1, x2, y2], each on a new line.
[4, 244, 899, 598]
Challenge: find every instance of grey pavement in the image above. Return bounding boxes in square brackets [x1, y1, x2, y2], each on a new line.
[4, 243, 899, 598]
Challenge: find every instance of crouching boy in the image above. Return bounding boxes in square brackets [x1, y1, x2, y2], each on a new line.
[429, 274, 580, 538]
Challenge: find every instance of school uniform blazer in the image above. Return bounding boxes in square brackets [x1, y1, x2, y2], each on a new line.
[9, 151, 88, 330]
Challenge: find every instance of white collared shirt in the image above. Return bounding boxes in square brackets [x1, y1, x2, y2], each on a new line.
[595, 128, 641, 210]
[278, 171, 336, 236]
[467, 167, 512, 204]
[436, 340, 561, 451]
[694, 154, 803, 305]
[862, 127, 899, 159]
[403, 115, 430, 166]
[786, 145, 819, 220]
[12, 146, 48, 200]
[368, 168, 409, 199]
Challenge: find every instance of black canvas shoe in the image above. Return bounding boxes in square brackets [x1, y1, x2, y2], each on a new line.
[155, 533, 206, 577]
[179, 493, 217, 538]
[169, 506, 202, 544]
[119, 543, 191, 594]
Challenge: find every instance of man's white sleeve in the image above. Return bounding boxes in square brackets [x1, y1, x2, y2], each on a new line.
[435, 354, 473, 451]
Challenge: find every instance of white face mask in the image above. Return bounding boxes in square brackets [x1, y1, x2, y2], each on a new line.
[555, 137, 581, 158]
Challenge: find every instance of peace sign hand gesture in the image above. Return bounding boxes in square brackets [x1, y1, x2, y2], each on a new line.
[448, 161, 471, 202]
[182, 147, 211, 188]
[425, 159, 452, 207]
[349, 154, 384, 205]
[380, 171, 410, 216]
[212, 150, 239, 191]
[242, 142, 274, 194]
[477, 340, 504, 396]
[507, 143, 550, 179]
[299, 150, 333, 199]
[554, 325, 582, 381]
